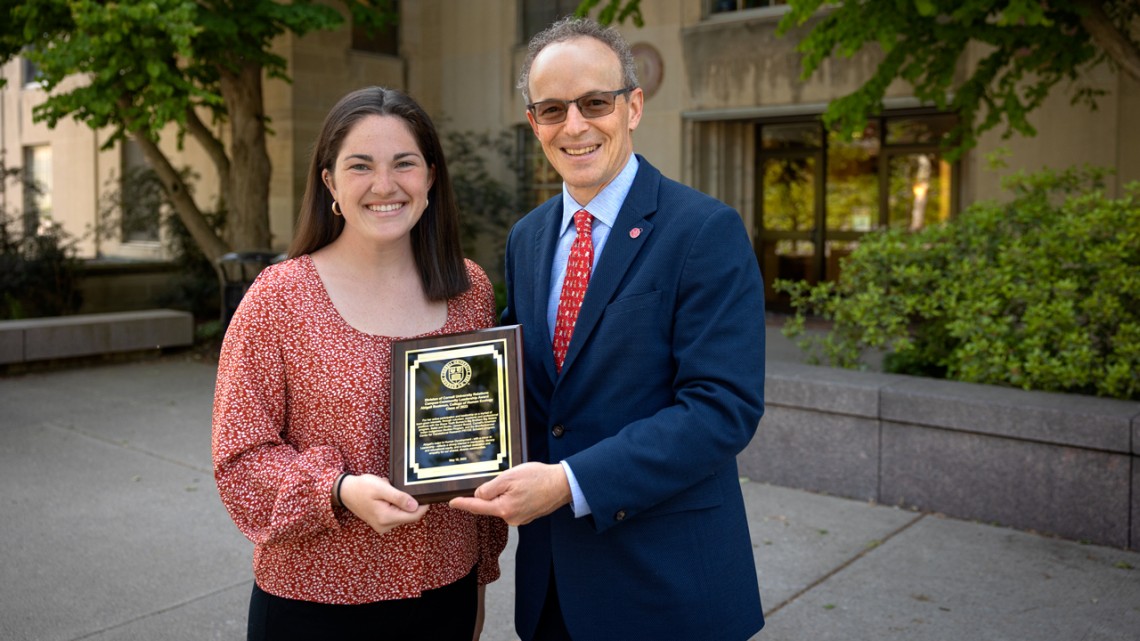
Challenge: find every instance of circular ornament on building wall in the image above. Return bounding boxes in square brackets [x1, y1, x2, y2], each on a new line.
[631, 42, 664, 100]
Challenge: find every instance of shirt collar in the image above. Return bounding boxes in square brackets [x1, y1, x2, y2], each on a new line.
[559, 154, 639, 234]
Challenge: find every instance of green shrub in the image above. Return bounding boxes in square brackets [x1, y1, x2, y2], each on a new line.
[776, 166, 1140, 401]
[0, 213, 84, 319]
[440, 126, 527, 283]
[152, 205, 223, 321]
[0, 163, 83, 319]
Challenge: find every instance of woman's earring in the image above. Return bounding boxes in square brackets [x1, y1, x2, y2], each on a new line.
[332, 201, 342, 216]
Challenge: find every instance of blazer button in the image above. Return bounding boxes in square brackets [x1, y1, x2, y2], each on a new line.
[614, 509, 627, 521]
[551, 424, 565, 438]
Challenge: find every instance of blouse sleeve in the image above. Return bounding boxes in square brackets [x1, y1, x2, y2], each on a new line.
[211, 272, 344, 546]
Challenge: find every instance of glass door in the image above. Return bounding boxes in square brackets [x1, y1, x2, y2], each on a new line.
[756, 122, 823, 309]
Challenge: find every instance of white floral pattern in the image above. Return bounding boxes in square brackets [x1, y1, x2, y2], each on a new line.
[212, 255, 507, 604]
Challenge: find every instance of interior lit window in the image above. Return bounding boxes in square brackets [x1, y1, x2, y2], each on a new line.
[22, 145, 52, 235]
[756, 112, 957, 309]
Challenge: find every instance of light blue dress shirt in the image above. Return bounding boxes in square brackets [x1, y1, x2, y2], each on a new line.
[547, 154, 639, 518]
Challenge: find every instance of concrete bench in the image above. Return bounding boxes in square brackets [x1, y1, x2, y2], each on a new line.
[0, 309, 194, 365]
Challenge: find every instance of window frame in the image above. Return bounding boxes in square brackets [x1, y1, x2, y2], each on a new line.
[22, 145, 52, 235]
[520, 0, 581, 45]
[705, 0, 790, 20]
[754, 109, 959, 307]
[351, 1, 400, 57]
[516, 125, 562, 209]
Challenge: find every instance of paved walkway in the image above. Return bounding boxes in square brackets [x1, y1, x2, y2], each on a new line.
[1, 334, 1137, 640]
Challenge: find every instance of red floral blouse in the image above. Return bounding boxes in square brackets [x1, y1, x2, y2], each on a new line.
[212, 255, 508, 604]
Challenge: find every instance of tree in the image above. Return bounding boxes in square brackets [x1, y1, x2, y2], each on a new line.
[0, 0, 395, 263]
[578, 0, 1140, 156]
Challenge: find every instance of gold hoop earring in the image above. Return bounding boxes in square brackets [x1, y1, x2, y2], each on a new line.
[331, 201, 342, 216]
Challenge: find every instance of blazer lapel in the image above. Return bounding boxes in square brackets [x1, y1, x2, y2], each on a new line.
[530, 200, 562, 382]
[559, 159, 660, 376]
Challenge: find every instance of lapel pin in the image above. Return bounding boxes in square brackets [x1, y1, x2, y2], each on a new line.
[629, 227, 642, 239]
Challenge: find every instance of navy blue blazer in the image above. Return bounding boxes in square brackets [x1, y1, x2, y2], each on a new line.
[502, 157, 766, 641]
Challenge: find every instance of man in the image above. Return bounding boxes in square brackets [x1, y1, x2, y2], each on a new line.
[450, 17, 765, 641]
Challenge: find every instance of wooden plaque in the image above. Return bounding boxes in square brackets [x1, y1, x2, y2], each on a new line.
[390, 325, 527, 503]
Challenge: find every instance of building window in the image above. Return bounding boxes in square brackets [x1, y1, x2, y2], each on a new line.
[22, 145, 52, 235]
[522, 0, 580, 44]
[517, 126, 561, 208]
[709, 0, 787, 16]
[352, 1, 399, 56]
[755, 112, 957, 309]
[119, 139, 162, 243]
[21, 55, 42, 87]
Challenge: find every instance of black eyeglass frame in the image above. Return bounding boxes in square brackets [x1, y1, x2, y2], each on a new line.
[526, 87, 638, 125]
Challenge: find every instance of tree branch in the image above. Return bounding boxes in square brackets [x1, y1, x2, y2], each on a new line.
[184, 106, 232, 216]
[185, 106, 230, 180]
[119, 94, 230, 263]
[1076, 0, 1140, 82]
[132, 129, 230, 262]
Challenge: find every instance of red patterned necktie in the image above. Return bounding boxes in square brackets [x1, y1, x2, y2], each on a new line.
[553, 209, 593, 373]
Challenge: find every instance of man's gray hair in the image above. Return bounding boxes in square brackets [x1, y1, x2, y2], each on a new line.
[517, 16, 639, 104]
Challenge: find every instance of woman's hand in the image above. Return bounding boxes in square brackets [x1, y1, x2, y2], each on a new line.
[337, 473, 429, 535]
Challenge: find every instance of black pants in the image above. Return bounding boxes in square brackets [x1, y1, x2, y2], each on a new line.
[533, 567, 573, 641]
[248, 566, 477, 641]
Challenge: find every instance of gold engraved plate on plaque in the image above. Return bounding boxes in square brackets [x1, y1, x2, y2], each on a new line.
[390, 325, 527, 503]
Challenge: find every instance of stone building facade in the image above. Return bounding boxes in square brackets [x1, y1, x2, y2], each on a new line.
[2, 0, 1136, 308]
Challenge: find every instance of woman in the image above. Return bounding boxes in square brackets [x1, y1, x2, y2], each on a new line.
[212, 86, 507, 640]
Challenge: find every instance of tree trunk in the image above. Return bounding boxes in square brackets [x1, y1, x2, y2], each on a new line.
[217, 61, 273, 252]
[1077, 0, 1140, 82]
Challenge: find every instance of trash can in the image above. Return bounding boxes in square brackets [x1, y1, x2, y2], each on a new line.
[216, 251, 285, 327]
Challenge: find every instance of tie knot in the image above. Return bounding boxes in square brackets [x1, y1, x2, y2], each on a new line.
[574, 209, 592, 237]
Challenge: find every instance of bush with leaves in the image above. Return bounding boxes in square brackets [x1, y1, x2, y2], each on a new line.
[441, 127, 527, 283]
[0, 161, 83, 319]
[777, 166, 1140, 400]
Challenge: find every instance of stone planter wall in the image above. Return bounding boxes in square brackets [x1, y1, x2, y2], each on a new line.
[78, 261, 183, 315]
[740, 361, 1140, 550]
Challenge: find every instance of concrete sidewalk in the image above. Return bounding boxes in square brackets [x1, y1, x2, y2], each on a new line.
[2, 352, 1138, 640]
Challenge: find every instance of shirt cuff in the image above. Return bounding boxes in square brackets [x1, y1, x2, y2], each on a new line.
[560, 460, 592, 518]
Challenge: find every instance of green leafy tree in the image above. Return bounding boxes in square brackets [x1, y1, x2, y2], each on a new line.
[579, 1, 1140, 156]
[0, 0, 395, 263]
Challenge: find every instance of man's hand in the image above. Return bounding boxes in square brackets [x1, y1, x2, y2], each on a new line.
[339, 473, 429, 535]
[448, 462, 572, 526]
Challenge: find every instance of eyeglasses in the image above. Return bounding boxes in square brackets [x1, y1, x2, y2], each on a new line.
[527, 87, 637, 125]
